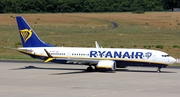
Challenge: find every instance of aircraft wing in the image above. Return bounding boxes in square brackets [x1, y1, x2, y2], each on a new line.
[64, 58, 98, 65]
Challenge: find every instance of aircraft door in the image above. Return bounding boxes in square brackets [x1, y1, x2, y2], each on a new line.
[67, 51, 71, 58]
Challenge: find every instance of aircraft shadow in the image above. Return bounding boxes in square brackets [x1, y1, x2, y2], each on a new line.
[10, 65, 85, 71]
[52, 69, 116, 75]
[116, 68, 176, 73]
[10, 65, 116, 75]
[10, 65, 176, 75]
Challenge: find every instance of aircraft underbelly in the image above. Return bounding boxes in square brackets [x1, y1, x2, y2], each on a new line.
[50, 58, 167, 67]
[115, 60, 167, 68]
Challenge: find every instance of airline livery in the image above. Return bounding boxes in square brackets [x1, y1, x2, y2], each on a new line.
[16, 16, 176, 72]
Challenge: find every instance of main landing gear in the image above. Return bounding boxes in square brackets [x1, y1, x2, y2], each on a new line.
[157, 67, 162, 73]
[87, 66, 93, 72]
[86, 65, 98, 72]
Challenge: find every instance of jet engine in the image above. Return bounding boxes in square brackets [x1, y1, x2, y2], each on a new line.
[97, 60, 116, 71]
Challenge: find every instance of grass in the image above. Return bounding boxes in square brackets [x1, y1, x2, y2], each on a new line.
[0, 12, 180, 66]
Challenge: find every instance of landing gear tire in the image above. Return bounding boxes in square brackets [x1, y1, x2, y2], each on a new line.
[157, 69, 161, 73]
[87, 66, 93, 72]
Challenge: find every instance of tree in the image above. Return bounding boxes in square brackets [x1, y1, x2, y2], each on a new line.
[162, 0, 180, 11]
[0, 0, 3, 13]
[0, 0, 175, 13]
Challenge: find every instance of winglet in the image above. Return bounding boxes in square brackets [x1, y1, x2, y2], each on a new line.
[95, 41, 102, 48]
[44, 49, 54, 62]
[95, 41, 100, 48]
[44, 49, 53, 58]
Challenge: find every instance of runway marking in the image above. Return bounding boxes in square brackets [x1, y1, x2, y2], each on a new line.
[163, 81, 171, 84]
[117, 83, 123, 86]
[122, 90, 129, 92]
[92, 95, 97, 97]
[148, 88, 156, 90]
[147, 82, 156, 84]
[14, 88, 24, 91]
[112, 91, 118, 94]
[164, 87, 172, 89]
[135, 89, 142, 91]
[99, 84, 107, 86]
[101, 93, 107, 95]
[33, 87, 42, 90]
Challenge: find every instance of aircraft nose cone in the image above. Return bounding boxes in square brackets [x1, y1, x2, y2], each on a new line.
[169, 57, 176, 64]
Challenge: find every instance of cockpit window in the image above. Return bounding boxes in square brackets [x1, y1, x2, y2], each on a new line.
[162, 55, 170, 57]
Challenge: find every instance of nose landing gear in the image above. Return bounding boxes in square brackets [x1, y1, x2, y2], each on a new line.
[157, 67, 162, 73]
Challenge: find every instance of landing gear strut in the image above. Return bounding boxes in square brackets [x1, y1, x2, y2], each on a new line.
[94, 66, 99, 71]
[157, 67, 162, 73]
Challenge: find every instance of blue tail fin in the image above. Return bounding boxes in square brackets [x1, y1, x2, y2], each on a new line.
[16, 16, 54, 47]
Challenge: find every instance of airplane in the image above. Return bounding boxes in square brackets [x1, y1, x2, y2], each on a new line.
[16, 16, 176, 72]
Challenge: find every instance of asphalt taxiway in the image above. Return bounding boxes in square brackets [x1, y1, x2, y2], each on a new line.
[0, 61, 180, 97]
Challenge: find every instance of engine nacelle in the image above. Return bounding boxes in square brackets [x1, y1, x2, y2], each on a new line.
[97, 60, 116, 71]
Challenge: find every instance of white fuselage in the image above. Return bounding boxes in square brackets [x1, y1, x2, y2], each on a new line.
[18, 47, 176, 66]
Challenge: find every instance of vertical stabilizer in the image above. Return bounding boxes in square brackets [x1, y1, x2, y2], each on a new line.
[16, 16, 53, 47]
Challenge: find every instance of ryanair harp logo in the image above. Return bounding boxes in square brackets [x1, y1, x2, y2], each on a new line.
[19, 29, 32, 43]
